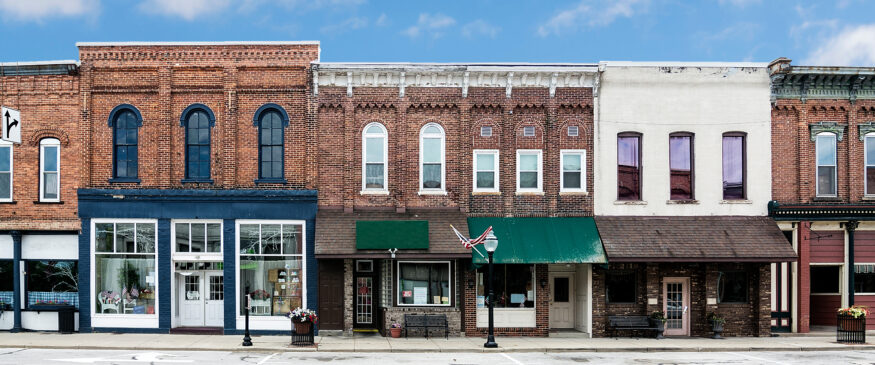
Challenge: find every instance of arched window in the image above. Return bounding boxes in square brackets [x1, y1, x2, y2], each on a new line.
[362, 122, 387, 191]
[108, 104, 142, 182]
[40, 138, 60, 202]
[815, 132, 837, 197]
[254, 104, 289, 181]
[866, 133, 875, 196]
[419, 123, 445, 191]
[181, 105, 215, 181]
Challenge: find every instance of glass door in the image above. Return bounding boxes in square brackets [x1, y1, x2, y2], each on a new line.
[663, 277, 690, 336]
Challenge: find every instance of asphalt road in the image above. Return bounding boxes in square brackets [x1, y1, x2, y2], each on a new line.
[0, 348, 874, 364]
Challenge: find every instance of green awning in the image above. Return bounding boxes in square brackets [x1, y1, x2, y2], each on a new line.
[468, 217, 606, 264]
[356, 220, 429, 250]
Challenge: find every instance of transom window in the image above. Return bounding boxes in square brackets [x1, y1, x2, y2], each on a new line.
[722, 133, 746, 200]
[175, 222, 222, 253]
[516, 149, 543, 193]
[480, 126, 493, 137]
[183, 107, 213, 180]
[113, 109, 139, 179]
[0, 141, 11, 202]
[669, 133, 693, 200]
[397, 261, 452, 306]
[419, 123, 445, 191]
[258, 109, 285, 180]
[816, 132, 837, 197]
[362, 122, 387, 191]
[560, 150, 586, 192]
[473, 149, 499, 192]
[617, 133, 641, 201]
[865, 133, 875, 195]
[39, 138, 60, 202]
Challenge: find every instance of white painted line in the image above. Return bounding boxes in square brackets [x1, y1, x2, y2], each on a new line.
[257, 353, 279, 365]
[500, 353, 525, 365]
[733, 352, 788, 365]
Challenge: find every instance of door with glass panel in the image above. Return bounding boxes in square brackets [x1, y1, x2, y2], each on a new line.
[663, 277, 690, 336]
[353, 260, 378, 329]
[178, 273, 204, 326]
[549, 274, 574, 328]
[204, 272, 224, 327]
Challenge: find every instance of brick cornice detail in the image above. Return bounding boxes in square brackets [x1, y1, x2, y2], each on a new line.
[27, 128, 70, 146]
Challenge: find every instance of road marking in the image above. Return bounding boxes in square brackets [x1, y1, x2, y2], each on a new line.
[733, 352, 788, 365]
[49, 352, 194, 363]
[256, 353, 278, 365]
[500, 353, 524, 365]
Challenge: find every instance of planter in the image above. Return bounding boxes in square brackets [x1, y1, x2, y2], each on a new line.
[711, 320, 724, 339]
[294, 321, 312, 335]
[837, 314, 866, 343]
[390, 327, 402, 338]
[651, 319, 665, 339]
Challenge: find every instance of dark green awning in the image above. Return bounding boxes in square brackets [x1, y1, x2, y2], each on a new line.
[469, 217, 606, 264]
[356, 220, 429, 250]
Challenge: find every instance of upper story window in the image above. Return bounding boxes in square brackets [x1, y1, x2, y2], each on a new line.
[865, 133, 875, 196]
[722, 132, 746, 200]
[669, 133, 693, 200]
[362, 122, 387, 191]
[523, 126, 535, 137]
[0, 141, 11, 202]
[40, 138, 60, 202]
[473, 149, 499, 193]
[110, 106, 142, 180]
[253, 104, 289, 182]
[617, 133, 641, 201]
[480, 126, 492, 137]
[181, 105, 215, 182]
[419, 123, 445, 192]
[816, 132, 837, 197]
[567, 126, 579, 137]
[516, 149, 543, 193]
[560, 150, 586, 192]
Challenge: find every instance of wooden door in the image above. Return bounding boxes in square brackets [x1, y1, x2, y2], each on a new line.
[318, 260, 344, 330]
[663, 277, 690, 336]
[549, 274, 574, 328]
[771, 262, 792, 332]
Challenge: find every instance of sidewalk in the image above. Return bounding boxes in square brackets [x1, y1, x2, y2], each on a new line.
[0, 332, 874, 353]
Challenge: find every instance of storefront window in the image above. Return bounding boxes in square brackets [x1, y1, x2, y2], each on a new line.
[810, 265, 841, 294]
[397, 261, 451, 306]
[26, 261, 79, 308]
[717, 271, 747, 303]
[606, 271, 637, 303]
[854, 264, 875, 293]
[476, 264, 535, 308]
[238, 223, 304, 316]
[94, 221, 157, 315]
[0, 261, 12, 309]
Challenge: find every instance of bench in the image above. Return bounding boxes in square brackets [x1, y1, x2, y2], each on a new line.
[404, 314, 449, 339]
[608, 315, 660, 339]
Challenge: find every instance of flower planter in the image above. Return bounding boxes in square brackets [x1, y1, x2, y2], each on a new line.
[294, 321, 312, 335]
[710, 320, 724, 339]
[652, 319, 665, 339]
[837, 314, 866, 343]
[390, 327, 402, 338]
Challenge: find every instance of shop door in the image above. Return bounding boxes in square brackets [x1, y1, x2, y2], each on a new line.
[663, 277, 690, 336]
[204, 272, 224, 327]
[353, 260, 379, 329]
[771, 261, 792, 332]
[318, 260, 344, 330]
[549, 274, 574, 328]
[179, 273, 204, 327]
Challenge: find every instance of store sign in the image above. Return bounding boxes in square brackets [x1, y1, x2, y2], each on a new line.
[1, 106, 21, 144]
[402, 290, 412, 297]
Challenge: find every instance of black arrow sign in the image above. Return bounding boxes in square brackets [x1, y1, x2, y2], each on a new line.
[4, 111, 18, 137]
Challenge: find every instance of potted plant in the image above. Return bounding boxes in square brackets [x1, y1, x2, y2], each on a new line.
[389, 322, 402, 338]
[707, 312, 725, 339]
[287, 307, 318, 334]
[837, 305, 868, 343]
[650, 311, 666, 339]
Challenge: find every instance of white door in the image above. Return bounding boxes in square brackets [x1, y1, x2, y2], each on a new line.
[204, 272, 224, 327]
[178, 273, 204, 327]
[549, 273, 574, 328]
[664, 277, 690, 336]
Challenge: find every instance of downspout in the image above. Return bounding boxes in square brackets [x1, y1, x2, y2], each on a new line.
[846, 220, 858, 306]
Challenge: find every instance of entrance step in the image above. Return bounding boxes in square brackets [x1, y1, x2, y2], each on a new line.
[549, 329, 590, 338]
[318, 330, 344, 337]
[169, 327, 223, 335]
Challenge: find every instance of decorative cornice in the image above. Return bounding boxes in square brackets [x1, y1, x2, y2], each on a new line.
[859, 122, 875, 140]
[809, 121, 845, 141]
[770, 68, 875, 102]
[769, 200, 875, 221]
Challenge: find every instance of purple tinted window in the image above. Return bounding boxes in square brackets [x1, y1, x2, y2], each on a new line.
[670, 135, 692, 200]
[618, 135, 640, 200]
[722, 135, 745, 199]
[867, 136, 875, 195]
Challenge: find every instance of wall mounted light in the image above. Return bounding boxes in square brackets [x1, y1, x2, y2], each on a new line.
[540, 279, 548, 289]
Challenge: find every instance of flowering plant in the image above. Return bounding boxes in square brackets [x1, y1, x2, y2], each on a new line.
[249, 289, 270, 300]
[707, 312, 726, 324]
[650, 311, 666, 323]
[287, 307, 318, 323]
[390, 322, 402, 328]
[837, 305, 869, 319]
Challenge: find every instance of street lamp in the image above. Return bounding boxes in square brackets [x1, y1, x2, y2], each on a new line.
[483, 231, 498, 348]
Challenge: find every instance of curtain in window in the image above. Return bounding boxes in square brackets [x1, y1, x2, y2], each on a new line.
[722, 136, 744, 199]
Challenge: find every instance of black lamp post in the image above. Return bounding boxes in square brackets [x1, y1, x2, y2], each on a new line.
[483, 231, 498, 348]
[243, 286, 252, 346]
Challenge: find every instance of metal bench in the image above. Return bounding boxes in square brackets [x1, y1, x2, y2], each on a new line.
[404, 314, 449, 339]
[608, 315, 659, 338]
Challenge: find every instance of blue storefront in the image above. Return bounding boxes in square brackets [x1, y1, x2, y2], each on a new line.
[77, 189, 317, 334]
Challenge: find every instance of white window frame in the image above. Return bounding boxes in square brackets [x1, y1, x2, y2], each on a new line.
[815, 132, 837, 197]
[419, 122, 446, 194]
[480, 126, 492, 137]
[865, 133, 875, 196]
[361, 122, 388, 194]
[171, 219, 224, 258]
[516, 149, 543, 193]
[854, 263, 875, 295]
[235, 219, 307, 331]
[396, 260, 453, 307]
[472, 149, 499, 193]
[809, 263, 842, 296]
[90, 218, 160, 328]
[0, 140, 11, 202]
[560, 149, 587, 193]
[39, 138, 60, 202]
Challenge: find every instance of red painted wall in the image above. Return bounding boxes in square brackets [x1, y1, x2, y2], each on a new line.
[810, 295, 841, 326]
[810, 230, 844, 263]
[855, 295, 875, 329]
[854, 231, 875, 263]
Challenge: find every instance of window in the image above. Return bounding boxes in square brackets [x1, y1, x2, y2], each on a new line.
[26, 261, 79, 308]
[866, 134, 875, 195]
[516, 150, 543, 192]
[722, 133, 746, 200]
[669, 133, 693, 200]
[816, 133, 837, 196]
[567, 126, 579, 137]
[362, 123, 387, 191]
[397, 261, 452, 306]
[419, 123, 445, 191]
[476, 264, 535, 308]
[717, 271, 748, 303]
[257, 108, 285, 180]
[523, 126, 535, 137]
[855, 264, 875, 293]
[238, 222, 305, 316]
[473, 149, 499, 192]
[175, 221, 222, 253]
[560, 150, 586, 192]
[39, 138, 60, 202]
[0, 261, 13, 309]
[93, 221, 157, 316]
[112, 109, 139, 179]
[183, 107, 213, 181]
[617, 133, 641, 200]
[480, 126, 492, 137]
[0, 141, 11, 202]
[810, 265, 841, 294]
[606, 271, 637, 303]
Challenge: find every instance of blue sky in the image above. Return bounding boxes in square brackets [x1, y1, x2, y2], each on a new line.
[0, 0, 873, 66]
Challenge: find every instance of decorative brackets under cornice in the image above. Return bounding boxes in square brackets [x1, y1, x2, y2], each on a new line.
[859, 121, 875, 140]
[809, 121, 846, 141]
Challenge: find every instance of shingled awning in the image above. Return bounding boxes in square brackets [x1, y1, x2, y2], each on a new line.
[594, 216, 796, 262]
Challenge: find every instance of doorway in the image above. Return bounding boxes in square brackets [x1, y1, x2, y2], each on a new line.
[663, 277, 690, 336]
[549, 273, 574, 328]
[353, 260, 379, 330]
[177, 271, 224, 327]
[318, 260, 344, 330]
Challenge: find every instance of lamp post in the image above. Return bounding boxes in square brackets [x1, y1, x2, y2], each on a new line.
[483, 231, 498, 348]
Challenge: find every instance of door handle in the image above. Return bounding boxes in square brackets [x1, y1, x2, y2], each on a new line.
[683, 306, 688, 314]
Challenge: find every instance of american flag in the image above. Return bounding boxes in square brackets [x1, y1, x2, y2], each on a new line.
[451, 225, 493, 249]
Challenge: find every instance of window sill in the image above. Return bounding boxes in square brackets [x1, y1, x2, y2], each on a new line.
[559, 191, 589, 196]
[614, 200, 647, 205]
[418, 190, 447, 196]
[716, 302, 750, 306]
[34, 200, 63, 205]
[0, 200, 15, 204]
[667, 199, 699, 205]
[360, 190, 390, 195]
[515, 191, 544, 196]
[254, 178, 288, 185]
[181, 179, 214, 184]
[862, 196, 875, 201]
[719, 199, 752, 204]
[812, 196, 841, 202]
[472, 191, 501, 195]
[108, 178, 141, 184]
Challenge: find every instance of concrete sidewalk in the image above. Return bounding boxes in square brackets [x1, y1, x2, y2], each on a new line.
[0, 332, 873, 353]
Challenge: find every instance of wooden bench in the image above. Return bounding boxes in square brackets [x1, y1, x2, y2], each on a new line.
[404, 314, 449, 339]
[608, 315, 659, 338]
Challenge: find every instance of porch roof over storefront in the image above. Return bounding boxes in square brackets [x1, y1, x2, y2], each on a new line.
[594, 216, 797, 262]
[468, 217, 607, 264]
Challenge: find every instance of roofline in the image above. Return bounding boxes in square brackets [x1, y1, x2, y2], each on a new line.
[76, 41, 320, 47]
[0, 60, 79, 67]
[778, 65, 875, 75]
[315, 62, 597, 66]
[601, 61, 768, 68]
[314, 62, 598, 74]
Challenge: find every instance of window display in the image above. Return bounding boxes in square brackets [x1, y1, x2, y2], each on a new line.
[0, 261, 12, 310]
[94, 222, 157, 315]
[397, 261, 451, 306]
[26, 260, 79, 308]
[238, 223, 304, 316]
[476, 264, 535, 308]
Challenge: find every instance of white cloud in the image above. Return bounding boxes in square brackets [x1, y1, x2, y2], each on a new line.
[139, 0, 231, 21]
[402, 13, 456, 39]
[461, 19, 500, 39]
[320, 16, 368, 35]
[537, 0, 648, 37]
[717, 0, 761, 8]
[0, 0, 98, 21]
[375, 13, 388, 27]
[804, 24, 875, 66]
[706, 22, 759, 41]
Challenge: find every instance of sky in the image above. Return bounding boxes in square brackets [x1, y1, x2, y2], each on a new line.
[0, 0, 874, 66]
